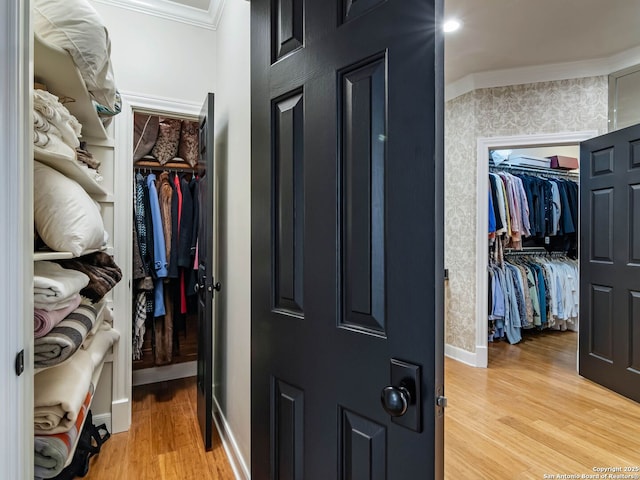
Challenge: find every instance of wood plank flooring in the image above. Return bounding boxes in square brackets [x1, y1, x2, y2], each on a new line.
[84, 378, 234, 480]
[445, 330, 640, 479]
[84, 331, 640, 479]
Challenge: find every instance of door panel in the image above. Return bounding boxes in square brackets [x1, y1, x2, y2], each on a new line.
[252, 0, 444, 478]
[340, 54, 387, 334]
[273, 91, 305, 315]
[580, 123, 640, 403]
[197, 92, 215, 450]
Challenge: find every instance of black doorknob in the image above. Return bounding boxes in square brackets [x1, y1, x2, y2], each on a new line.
[381, 385, 411, 417]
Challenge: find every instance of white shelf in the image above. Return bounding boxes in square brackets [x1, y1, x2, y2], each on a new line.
[33, 250, 74, 261]
[34, 246, 108, 262]
[34, 146, 109, 196]
[33, 34, 108, 141]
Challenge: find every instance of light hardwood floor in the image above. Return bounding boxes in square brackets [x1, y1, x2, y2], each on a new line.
[84, 331, 640, 479]
[84, 377, 235, 480]
[445, 330, 640, 479]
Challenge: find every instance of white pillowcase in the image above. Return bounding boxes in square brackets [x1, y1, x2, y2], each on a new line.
[34, 161, 105, 257]
[33, 0, 117, 112]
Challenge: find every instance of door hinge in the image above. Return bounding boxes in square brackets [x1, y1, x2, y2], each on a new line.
[436, 395, 448, 408]
[15, 350, 24, 376]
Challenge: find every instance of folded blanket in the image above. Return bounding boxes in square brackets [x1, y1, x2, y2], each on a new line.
[34, 261, 89, 311]
[34, 89, 82, 148]
[34, 382, 94, 479]
[34, 348, 93, 434]
[76, 146, 101, 169]
[34, 129, 49, 148]
[83, 325, 120, 372]
[56, 252, 122, 302]
[34, 303, 97, 368]
[35, 90, 82, 135]
[78, 162, 103, 183]
[34, 294, 82, 339]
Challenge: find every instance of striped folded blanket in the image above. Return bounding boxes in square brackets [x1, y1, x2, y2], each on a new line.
[34, 303, 97, 368]
[34, 384, 94, 479]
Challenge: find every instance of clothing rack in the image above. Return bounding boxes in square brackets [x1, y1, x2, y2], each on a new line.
[134, 159, 197, 173]
[504, 248, 568, 257]
[490, 163, 579, 181]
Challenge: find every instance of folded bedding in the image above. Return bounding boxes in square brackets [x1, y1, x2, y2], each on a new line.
[83, 325, 120, 371]
[34, 129, 49, 148]
[56, 252, 122, 302]
[34, 384, 93, 479]
[34, 348, 93, 434]
[33, 89, 82, 149]
[33, 0, 119, 114]
[76, 145, 100, 169]
[34, 303, 97, 369]
[34, 261, 89, 311]
[34, 294, 82, 339]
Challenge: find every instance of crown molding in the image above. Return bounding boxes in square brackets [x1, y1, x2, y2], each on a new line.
[445, 44, 640, 102]
[91, 0, 225, 30]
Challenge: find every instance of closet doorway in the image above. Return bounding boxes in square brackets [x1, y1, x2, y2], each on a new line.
[475, 131, 597, 368]
[111, 94, 219, 449]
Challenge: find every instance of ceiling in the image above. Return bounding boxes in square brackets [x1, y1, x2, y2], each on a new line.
[444, 0, 640, 84]
[128, 0, 640, 86]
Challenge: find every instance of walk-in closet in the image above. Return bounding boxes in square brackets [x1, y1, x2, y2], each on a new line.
[130, 113, 203, 381]
[481, 139, 585, 366]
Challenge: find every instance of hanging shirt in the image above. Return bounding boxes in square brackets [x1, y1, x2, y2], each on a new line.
[488, 189, 497, 235]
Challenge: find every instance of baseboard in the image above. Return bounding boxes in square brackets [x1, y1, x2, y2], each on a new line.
[212, 398, 250, 480]
[132, 361, 197, 386]
[445, 343, 487, 368]
[92, 413, 112, 434]
[110, 398, 130, 434]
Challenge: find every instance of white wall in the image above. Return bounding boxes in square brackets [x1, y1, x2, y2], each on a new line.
[213, 0, 252, 475]
[90, 0, 217, 103]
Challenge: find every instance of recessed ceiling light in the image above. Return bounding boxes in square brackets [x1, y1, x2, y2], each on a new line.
[443, 19, 461, 33]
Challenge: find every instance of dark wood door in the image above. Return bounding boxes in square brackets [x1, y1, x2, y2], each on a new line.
[196, 93, 215, 450]
[251, 1, 445, 478]
[580, 123, 640, 403]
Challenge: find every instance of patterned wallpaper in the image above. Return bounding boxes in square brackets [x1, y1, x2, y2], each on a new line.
[444, 76, 609, 353]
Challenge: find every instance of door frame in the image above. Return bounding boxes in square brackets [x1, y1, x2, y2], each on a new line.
[0, 0, 33, 477]
[468, 130, 598, 368]
[111, 92, 203, 433]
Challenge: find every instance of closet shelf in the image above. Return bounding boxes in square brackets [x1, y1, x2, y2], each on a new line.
[33, 251, 74, 262]
[34, 34, 109, 141]
[35, 146, 109, 196]
[34, 247, 108, 262]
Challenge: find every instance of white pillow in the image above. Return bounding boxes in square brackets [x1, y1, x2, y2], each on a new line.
[34, 161, 105, 257]
[33, 0, 117, 112]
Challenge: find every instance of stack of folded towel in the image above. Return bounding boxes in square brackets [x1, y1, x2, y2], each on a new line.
[33, 89, 81, 157]
[33, 89, 103, 183]
[34, 325, 120, 479]
[33, 260, 121, 478]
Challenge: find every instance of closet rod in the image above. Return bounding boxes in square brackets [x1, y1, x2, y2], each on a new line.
[134, 162, 198, 174]
[503, 249, 568, 257]
[489, 164, 579, 180]
[135, 166, 198, 174]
